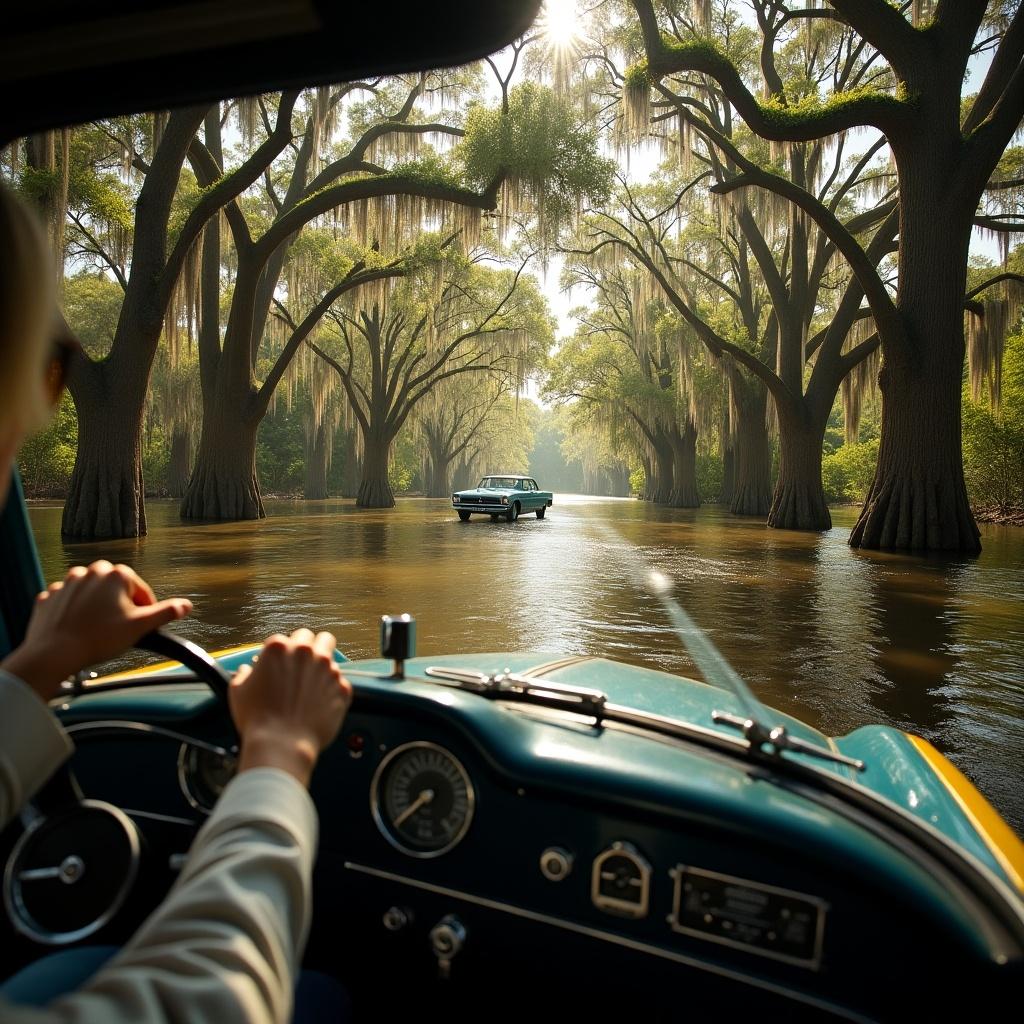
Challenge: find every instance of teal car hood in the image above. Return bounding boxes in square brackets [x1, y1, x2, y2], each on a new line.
[339, 651, 1017, 886]
[60, 644, 1020, 893]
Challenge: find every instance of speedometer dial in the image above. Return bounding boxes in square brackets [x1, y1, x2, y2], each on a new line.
[371, 742, 475, 858]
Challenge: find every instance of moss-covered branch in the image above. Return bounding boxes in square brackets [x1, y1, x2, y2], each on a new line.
[255, 173, 502, 260]
[629, 0, 912, 141]
[159, 92, 299, 310]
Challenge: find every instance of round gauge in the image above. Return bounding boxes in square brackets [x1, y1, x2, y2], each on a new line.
[370, 742, 475, 858]
[3, 801, 139, 945]
[177, 743, 238, 813]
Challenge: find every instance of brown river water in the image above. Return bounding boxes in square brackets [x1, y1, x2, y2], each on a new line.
[28, 495, 1024, 835]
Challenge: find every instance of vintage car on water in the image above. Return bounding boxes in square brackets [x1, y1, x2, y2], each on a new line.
[2, 1, 1023, 1021]
[452, 475, 554, 521]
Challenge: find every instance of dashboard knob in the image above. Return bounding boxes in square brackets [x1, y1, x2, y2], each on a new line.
[539, 846, 574, 881]
[382, 906, 412, 932]
[429, 915, 466, 959]
[380, 614, 416, 679]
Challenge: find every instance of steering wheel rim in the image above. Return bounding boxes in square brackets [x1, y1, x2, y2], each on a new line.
[31, 631, 236, 816]
[133, 629, 234, 704]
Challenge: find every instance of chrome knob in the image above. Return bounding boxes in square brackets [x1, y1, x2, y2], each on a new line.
[380, 614, 416, 679]
[429, 915, 466, 959]
[382, 905, 412, 932]
[539, 846, 574, 881]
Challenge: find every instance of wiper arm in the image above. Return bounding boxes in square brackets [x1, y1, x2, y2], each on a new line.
[590, 523, 865, 774]
[424, 667, 607, 720]
[424, 666, 864, 773]
[711, 712, 865, 772]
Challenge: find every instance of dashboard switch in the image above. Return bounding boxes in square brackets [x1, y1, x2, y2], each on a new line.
[591, 841, 651, 918]
[429, 914, 466, 981]
[382, 906, 412, 932]
[539, 847, 574, 881]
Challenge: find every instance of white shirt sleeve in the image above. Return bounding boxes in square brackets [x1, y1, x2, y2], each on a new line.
[1, 694, 318, 1024]
[0, 669, 74, 830]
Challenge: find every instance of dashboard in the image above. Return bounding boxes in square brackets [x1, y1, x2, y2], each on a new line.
[1, 679, 1014, 1021]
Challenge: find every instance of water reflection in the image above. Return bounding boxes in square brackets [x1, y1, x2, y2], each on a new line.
[26, 495, 1024, 834]
[865, 563, 957, 736]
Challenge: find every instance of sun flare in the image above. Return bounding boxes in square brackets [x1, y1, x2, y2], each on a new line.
[539, 0, 585, 52]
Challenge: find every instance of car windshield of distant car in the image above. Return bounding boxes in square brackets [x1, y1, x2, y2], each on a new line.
[479, 477, 519, 489]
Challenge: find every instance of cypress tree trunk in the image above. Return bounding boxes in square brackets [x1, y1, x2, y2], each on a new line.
[851, 167, 980, 553]
[851, 353, 977, 550]
[648, 433, 674, 504]
[668, 422, 700, 507]
[304, 421, 330, 500]
[721, 443, 735, 507]
[609, 463, 631, 497]
[62, 361, 148, 540]
[730, 380, 771, 517]
[339, 428, 359, 499]
[424, 437, 452, 497]
[61, 108, 207, 539]
[180, 404, 264, 520]
[768, 407, 830, 531]
[357, 432, 395, 508]
[167, 429, 191, 499]
[639, 453, 653, 499]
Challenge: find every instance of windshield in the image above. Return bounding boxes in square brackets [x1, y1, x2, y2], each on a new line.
[7, 5, 1023, 835]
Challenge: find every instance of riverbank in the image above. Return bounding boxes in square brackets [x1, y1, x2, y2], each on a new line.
[974, 506, 1024, 526]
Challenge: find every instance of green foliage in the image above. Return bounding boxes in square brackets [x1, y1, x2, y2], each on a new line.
[623, 62, 650, 90]
[696, 452, 723, 503]
[460, 83, 614, 231]
[821, 439, 879, 503]
[17, 396, 78, 497]
[629, 465, 645, 497]
[257, 403, 306, 495]
[759, 85, 907, 130]
[388, 152, 463, 191]
[962, 331, 1024, 513]
[18, 167, 63, 207]
[142, 424, 170, 496]
[63, 273, 124, 358]
[389, 430, 419, 493]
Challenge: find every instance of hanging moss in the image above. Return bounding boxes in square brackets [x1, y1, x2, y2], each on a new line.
[460, 82, 614, 254]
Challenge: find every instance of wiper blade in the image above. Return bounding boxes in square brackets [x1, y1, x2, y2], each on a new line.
[590, 523, 865, 774]
[423, 665, 864, 774]
[424, 666, 607, 720]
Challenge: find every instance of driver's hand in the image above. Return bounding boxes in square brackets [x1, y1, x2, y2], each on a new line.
[0, 560, 192, 701]
[230, 629, 352, 788]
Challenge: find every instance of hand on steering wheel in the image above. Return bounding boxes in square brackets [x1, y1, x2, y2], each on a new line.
[1, 561, 192, 702]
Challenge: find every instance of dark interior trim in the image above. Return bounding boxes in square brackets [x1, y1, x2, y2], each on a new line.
[0, 1, 543, 142]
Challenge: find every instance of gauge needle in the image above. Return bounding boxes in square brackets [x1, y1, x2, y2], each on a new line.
[18, 855, 85, 884]
[18, 867, 63, 881]
[393, 788, 434, 827]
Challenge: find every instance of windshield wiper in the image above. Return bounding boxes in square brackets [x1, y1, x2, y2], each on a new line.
[423, 664, 865, 775]
[424, 666, 608, 719]
[590, 523, 865, 774]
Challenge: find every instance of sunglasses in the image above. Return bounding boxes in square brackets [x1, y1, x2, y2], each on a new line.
[45, 329, 83, 407]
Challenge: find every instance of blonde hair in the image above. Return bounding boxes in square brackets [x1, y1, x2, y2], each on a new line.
[0, 182, 55, 441]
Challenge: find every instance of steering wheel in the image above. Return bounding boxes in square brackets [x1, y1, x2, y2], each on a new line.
[133, 629, 234, 704]
[5, 631, 240, 945]
[31, 629, 236, 813]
